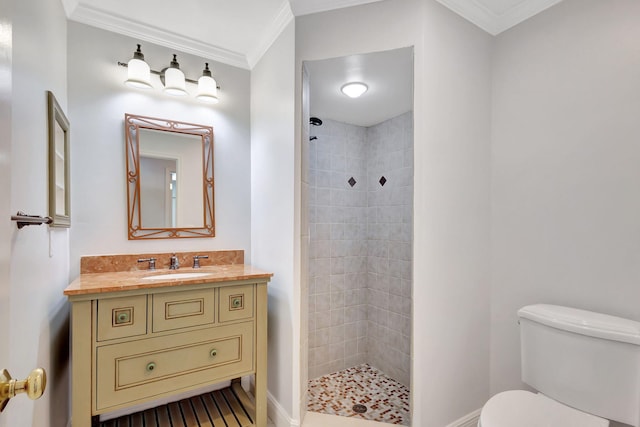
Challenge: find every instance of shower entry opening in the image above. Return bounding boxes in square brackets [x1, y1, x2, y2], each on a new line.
[302, 46, 414, 426]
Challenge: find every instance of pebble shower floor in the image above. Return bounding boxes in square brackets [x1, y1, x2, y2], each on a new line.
[307, 364, 410, 425]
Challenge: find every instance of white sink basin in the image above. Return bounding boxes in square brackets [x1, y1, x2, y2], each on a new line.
[142, 272, 213, 281]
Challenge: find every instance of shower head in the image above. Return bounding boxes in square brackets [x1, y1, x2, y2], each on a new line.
[310, 117, 323, 126]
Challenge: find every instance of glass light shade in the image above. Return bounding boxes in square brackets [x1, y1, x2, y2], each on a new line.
[163, 67, 187, 96]
[125, 57, 152, 89]
[196, 75, 219, 104]
[341, 82, 368, 98]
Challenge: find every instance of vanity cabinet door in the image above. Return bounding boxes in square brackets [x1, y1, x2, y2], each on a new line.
[97, 295, 148, 341]
[219, 284, 254, 323]
[152, 288, 215, 332]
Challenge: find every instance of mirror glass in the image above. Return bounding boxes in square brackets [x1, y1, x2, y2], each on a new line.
[139, 129, 204, 228]
[125, 114, 214, 239]
[48, 91, 71, 227]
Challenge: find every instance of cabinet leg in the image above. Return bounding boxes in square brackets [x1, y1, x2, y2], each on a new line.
[255, 284, 268, 427]
[255, 373, 267, 426]
[71, 301, 93, 427]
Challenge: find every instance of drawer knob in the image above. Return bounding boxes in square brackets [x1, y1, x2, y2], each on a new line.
[116, 312, 130, 324]
[210, 349, 217, 358]
[146, 362, 156, 372]
[232, 298, 242, 308]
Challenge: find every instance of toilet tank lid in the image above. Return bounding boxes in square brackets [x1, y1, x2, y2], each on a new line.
[518, 304, 640, 345]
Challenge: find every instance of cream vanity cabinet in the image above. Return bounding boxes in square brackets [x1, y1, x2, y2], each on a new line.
[65, 273, 270, 427]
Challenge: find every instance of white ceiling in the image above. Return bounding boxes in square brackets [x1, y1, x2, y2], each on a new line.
[63, 0, 563, 124]
[306, 48, 413, 127]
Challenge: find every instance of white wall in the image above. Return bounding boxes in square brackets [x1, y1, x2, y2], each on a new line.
[6, 0, 71, 426]
[67, 22, 252, 278]
[0, 0, 11, 418]
[296, 1, 492, 425]
[417, 3, 492, 424]
[250, 20, 297, 426]
[490, 0, 640, 406]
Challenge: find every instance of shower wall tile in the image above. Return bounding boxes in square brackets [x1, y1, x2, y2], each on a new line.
[308, 114, 412, 386]
[309, 118, 368, 379]
[365, 112, 413, 388]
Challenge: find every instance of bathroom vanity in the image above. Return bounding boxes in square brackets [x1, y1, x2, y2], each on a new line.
[64, 251, 272, 427]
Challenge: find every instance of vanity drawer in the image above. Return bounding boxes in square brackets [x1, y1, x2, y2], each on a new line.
[95, 321, 254, 412]
[152, 288, 215, 332]
[97, 295, 148, 341]
[219, 284, 254, 323]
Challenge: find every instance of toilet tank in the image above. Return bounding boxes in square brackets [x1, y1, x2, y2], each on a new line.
[518, 304, 640, 427]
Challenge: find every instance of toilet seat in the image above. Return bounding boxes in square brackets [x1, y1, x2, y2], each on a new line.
[479, 390, 609, 427]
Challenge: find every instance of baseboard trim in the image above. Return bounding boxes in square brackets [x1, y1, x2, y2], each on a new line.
[267, 391, 300, 427]
[446, 408, 481, 427]
[265, 395, 481, 427]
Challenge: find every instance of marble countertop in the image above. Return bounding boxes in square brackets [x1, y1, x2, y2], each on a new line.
[64, 264, 273, 296]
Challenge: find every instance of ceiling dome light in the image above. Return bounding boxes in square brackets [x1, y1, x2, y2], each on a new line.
[196, 63, 219, 104]
[162, 54, 187, 96]
[124, 44, 152, 89]
[341, 82, 368, 98]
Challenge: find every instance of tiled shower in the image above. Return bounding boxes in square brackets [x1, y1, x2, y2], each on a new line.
[308, 111, 413, 388]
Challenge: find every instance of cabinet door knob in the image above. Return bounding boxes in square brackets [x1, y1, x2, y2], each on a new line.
[146, 362, 156, 372]
[232, 297, 242, 308]
[210, 349, 217, 358]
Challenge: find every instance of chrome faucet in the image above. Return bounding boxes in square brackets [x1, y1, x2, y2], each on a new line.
[169, 253, 180, 270]
[193, 255, 209, 268]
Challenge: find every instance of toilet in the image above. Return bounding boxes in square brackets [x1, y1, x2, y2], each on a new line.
[479, 304, 640, 427]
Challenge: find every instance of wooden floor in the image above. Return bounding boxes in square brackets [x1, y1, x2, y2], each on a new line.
[100, 385, 255, 427]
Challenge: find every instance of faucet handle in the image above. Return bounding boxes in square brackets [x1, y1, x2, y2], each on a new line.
[193, 255, 209, 269]
[137, 258, 156, 270]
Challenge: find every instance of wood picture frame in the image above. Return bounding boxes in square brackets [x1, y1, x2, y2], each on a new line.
[47, 91, 70, 228]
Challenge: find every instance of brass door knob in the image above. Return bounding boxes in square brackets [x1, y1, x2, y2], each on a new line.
[0, 368, 46, 412]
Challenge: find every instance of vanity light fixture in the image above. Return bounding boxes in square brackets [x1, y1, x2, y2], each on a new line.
[161, 54, 187, 96]
[341, 82, 368, 98]
[119, 44, 221, 104]
[196, 63, 219, 104]
[124, 44, 152, 89]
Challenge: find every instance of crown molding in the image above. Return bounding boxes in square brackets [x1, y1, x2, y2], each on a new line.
[436, 0, 563, 35]
[435, 0, 500, 34]
[246, 1, 294, 69]
[61, 0, 80, 18]
[494, 0, 563, 34]
[289, 0, 384, 17]
[68, 3, 250, 69]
